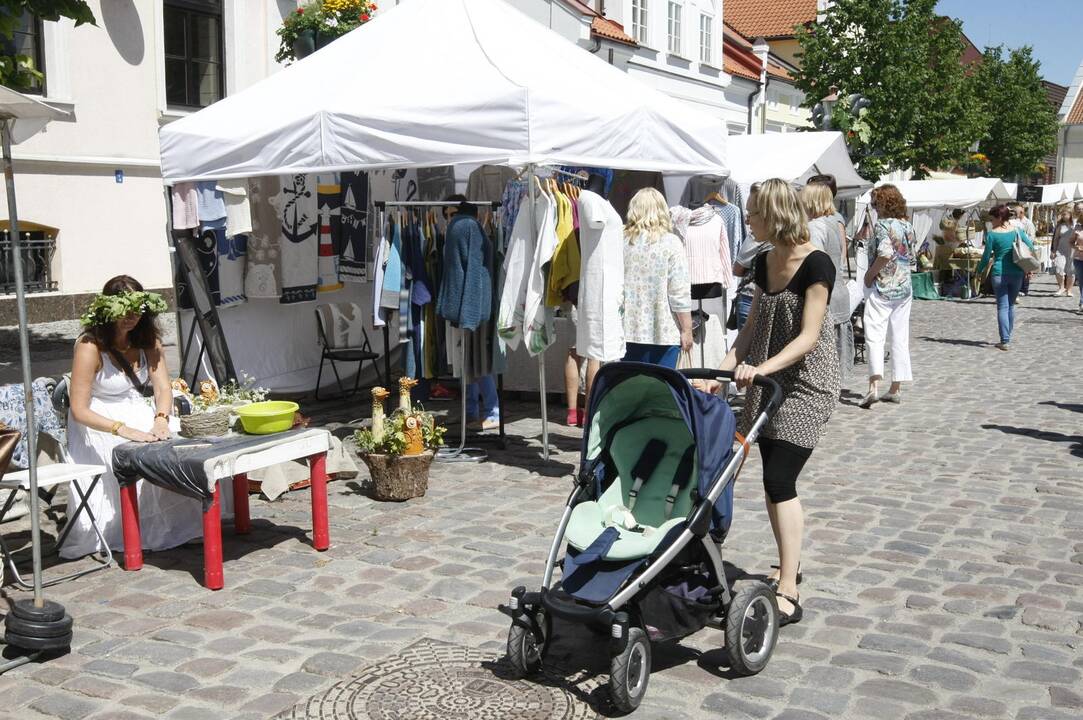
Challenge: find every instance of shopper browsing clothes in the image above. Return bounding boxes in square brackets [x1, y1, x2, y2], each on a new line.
[860, 185, 915, 409]
[1051, 207, 1075, 298]
[621, 188, 693, 368]
[698, 179, 840, 627]
[802, 182, 853, 381]
[977, 204, 1035, 350]
[62, 275, 217, 559]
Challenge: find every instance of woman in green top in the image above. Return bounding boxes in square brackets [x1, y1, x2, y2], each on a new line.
[977, 204, 1035, 350]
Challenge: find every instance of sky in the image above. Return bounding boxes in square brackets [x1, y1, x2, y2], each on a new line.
[937, 0, 1082, 89]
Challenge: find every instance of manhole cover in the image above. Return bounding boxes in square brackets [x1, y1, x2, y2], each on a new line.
[280, 638, 601, 720]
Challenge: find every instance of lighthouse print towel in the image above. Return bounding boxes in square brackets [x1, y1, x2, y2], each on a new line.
[317, 173, 344, 293]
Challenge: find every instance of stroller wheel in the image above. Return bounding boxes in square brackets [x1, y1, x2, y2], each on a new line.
[725, 581, 779, 676]
[608, 626, 650, 714]
[506, 612, 548, 678]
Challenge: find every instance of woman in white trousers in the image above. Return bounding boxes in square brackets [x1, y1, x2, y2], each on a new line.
[860, 185, 915, 408]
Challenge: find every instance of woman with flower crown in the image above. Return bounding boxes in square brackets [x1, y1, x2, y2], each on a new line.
[62, 275, 220, 559]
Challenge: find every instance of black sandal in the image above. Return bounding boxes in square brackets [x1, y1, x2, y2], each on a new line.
[766, 564, 803, 590]
[775, 591, 803, 627]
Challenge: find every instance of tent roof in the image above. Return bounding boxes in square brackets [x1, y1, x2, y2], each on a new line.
[0, 86, 68, 144]
[725, 132, 870, 197]
[998, 182, 1078, 206]
[857, 178, 1012, 210]
[158, 0, 728, 182]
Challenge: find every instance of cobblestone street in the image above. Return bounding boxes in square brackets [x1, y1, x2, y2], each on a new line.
[1, 277, 1081, 720]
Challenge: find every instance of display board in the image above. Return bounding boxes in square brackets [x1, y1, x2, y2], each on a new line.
[1016, 185, 1043, 203]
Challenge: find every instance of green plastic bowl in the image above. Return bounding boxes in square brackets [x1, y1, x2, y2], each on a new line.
[235, 401, 299, 435]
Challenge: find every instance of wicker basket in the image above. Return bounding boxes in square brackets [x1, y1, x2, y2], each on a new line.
[179, 408, 232, 438]
[359, 451, 434, 501]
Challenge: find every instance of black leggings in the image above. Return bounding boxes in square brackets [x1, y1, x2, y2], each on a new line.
[757, 437, 812, 504]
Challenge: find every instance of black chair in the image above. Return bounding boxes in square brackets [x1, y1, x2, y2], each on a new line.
[314, 303, 383, 400]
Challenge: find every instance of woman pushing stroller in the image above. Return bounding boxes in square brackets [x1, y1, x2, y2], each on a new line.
[697, 179, 839, 626]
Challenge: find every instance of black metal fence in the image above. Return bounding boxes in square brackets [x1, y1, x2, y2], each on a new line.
[0, 231, 57, 294]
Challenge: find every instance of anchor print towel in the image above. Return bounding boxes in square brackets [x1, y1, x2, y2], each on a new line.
[272, 174, 319, 304]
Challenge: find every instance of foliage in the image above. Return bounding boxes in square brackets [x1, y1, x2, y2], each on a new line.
[177, 374, 269, 414]
[0, 0, 96, 91]
[794, 0, 984, 180]
[275, 0, 377, 64]
[971, 46, 1059, 181]
[354, 404, 446, 457]
[79, 291, 167, 328]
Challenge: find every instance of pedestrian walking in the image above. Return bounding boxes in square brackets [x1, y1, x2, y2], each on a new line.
[1072, 204, 1083, 312]
[621, 188, 693, 368]
[1009, 205, 1036, 296]
[860, 184, 915, 408]
[704, 178, 840, 627]
[977, 204, 1035, 350]
[1051, 207, 1075, 297]
[802, 182, 854, 381]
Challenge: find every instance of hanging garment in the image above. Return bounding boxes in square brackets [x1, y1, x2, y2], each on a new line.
[576, 190, 626, 362]
[216, 179, 253, 237]
[423, 218, 441, 379]
[173, 228, 218, 311]
[272, 174, 319, 304]
[371, 221, 389, 328]
[546, 192, 581, 307]
[417, 166, 456, 201]
[498, 193, 541, 350]
[681, 205, 733, 289]
[244, 176, 283, 300]
[381, 217, 403, 310]
[210, 217, 247, 308]
[709, 199, 746, 263]
[679, 176, 725, 208]
[316, 174, 344, 293]
[523, 191, 559, 355]
[195, 180, 227, 222]
[339, 171, 369, 283]
[467, 165, 517, 202]
[559, 166, 614, 196]
[500, 179, 527, 240]
[437, 212, 492, 331]
[171, 182, 199, 230]
[194, 221, 223, 306]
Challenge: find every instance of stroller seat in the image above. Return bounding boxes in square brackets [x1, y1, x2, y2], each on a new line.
[566, 417, 697, 561]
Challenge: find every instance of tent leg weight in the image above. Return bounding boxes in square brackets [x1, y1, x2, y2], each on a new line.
[4, 600, 73, 652]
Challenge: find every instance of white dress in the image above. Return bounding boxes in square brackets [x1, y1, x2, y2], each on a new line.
[576, 190, 625, 361]
[62, 351, 231, 559]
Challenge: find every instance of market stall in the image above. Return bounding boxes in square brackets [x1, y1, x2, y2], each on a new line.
[158, 0, 728, 459]
[725, 131, 872, 199]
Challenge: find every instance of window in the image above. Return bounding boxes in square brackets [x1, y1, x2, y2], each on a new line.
[2, 12, 46, 94]
[631, 0, 648, 45]
[164, 0, 224, 108]
[667, 2, 682, 55]
[699, 14, 712, 64]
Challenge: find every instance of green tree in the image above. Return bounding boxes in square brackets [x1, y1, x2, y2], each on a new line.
[971, 46, 1058, 181]
[1, 1, 96, 90]
[794, 0, 984, 180]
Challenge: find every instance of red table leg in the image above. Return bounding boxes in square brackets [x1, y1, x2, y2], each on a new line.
[308, 452, 330, 551]
[232, 473, 250, 535]
[203, 485, 224, 590]
[119, 483, 143, 571]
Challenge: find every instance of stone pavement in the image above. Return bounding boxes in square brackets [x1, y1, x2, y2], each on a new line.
[0, 276, 1081, 719]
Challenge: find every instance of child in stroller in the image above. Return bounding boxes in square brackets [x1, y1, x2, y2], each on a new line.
[499, 362, 784, 713]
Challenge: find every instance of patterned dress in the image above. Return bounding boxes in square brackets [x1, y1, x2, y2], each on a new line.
[740, 251, 840, 450]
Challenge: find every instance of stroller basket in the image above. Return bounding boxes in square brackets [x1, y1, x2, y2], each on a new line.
[639, 570, 719, 642]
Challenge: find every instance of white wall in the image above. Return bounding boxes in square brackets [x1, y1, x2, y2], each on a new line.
[1059, 124, 1083, 183]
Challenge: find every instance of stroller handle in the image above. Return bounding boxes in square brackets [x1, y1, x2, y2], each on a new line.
[680, 368, 783, 415]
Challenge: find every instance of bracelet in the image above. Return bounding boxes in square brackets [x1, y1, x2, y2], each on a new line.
[110, 421, 124, 436]
[155, 412, 169, 421]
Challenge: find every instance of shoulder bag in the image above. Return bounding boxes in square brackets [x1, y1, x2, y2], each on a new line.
[1011, 229, 1042, 273]
[0, 423, 21, 479]
[107, 349, 156, 398]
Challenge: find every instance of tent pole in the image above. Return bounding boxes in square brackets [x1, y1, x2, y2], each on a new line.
[526, 165, 550, 461]
[2, 119, 44, 606]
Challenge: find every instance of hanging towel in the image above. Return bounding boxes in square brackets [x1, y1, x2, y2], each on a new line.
[339, 171, 369, 283]
[215, 223, 247, 308]
[523, 193, 559, 356]
[497, 194, 538, 350]
[577, 190, 626, 362]
[371, 222, 389, 328]
[216, 179, 252, 237]
[244, 176, 283, 300]
[194, 221, 222, 306]
[272, 174, 319, 304]
[171, 182, 199, 230]
[381, 217, 403, 310]
[436, 213, 492, 331]
[316, 174, 343, 293]
[195, 180, 226, 222]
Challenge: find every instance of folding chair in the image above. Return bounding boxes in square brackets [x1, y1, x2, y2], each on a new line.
[314, 303, 383, 400]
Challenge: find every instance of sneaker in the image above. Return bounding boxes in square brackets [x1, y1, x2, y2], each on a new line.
[566, 408, 579, 426]
[881, 392, 901, 404]
[995, 342, 1009, 351]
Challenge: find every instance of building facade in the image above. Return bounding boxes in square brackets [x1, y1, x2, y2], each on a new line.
[0, 0, 289, 322]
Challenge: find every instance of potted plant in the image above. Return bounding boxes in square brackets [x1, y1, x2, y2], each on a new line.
[354, 382, 446, 501]
[275, 0, 379, 64]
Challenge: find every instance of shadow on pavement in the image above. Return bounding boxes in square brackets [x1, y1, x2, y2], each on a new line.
[980, 423, 1083, 459]
[917, 336, 993, 348]
[1039, 400, 1083, 414]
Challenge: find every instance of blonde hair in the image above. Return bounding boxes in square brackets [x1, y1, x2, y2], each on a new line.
[624, 188, 672, 242]
[800, 183, 835, 219]
[749, 178, 809, 247]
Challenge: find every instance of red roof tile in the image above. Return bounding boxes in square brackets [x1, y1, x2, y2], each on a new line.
[591, 16, 636, 46]
[1066, 91, 1083, 124]
[723, 22, 792, 82]
[724, 0, 817, 40]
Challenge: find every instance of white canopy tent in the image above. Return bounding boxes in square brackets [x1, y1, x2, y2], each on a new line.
[1001, 182, 1080, 206]
[157, 0, 729, 460]
[725, 131, 871, 198]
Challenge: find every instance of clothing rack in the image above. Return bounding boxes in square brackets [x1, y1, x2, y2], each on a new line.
[374, 200, 505, 460]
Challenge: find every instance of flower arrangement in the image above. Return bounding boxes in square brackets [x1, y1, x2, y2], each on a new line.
[174, 375, 269, 414]
[354, 396, 445, 457]
[275, 0, 378, 64]
[79, 291, 167, 328]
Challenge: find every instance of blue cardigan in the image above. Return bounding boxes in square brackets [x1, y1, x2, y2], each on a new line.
[436, 214, 492, 330]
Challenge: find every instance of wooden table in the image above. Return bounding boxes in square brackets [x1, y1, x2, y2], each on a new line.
[118, 430, 331, 590]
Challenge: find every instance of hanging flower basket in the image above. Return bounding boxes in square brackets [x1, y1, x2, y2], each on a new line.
[276, 0, 378, 64]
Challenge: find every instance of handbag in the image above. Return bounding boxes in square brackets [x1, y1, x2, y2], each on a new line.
[0, 423, 21, 479]
[107, 349, 156, 398]
[1012, 230, 1042, 273]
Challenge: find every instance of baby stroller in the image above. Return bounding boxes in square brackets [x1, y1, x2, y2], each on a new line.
[499, 363, 783, 713]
